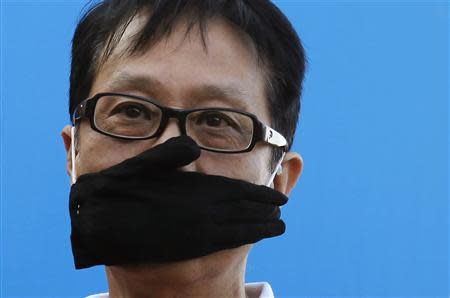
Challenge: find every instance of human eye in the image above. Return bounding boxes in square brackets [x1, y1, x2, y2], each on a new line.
[110, 101, 152, 120]
[193, 111, 240, 130]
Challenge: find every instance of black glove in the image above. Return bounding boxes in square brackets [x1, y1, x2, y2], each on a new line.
[69, 136, 288, 269]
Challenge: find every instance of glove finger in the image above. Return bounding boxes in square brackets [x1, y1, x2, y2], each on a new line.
[244, 183, 289, 206]
[209, 200, 282, 224]
[208, 220, 286, 247]
[171, 171, 289, 207]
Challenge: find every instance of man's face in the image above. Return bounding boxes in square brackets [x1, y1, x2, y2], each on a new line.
[74, 16, 273, 185]
[62, 14, 303, 281]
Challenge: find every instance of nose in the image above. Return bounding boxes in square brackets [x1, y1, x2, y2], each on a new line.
[149, 118, 199, 172]
[151, 118, 183, 147]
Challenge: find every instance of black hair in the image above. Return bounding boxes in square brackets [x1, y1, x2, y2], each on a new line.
[69, 0, 306, 170]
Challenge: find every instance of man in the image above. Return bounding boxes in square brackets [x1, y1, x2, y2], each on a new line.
[61, 0, 306, 297]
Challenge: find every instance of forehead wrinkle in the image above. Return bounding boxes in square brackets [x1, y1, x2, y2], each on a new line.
[187, 84, 251, 111]
[101, 71, 252, 111]
[104, 71, 169, 97]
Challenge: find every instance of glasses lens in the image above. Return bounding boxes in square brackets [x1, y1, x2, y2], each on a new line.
[186, 110, 254, 152]
[94, 95, 162, 138]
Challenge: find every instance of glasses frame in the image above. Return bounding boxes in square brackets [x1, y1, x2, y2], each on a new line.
[72, 92, 287, 153]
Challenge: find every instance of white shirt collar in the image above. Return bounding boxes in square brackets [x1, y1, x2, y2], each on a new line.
[86, 281, 274, 298]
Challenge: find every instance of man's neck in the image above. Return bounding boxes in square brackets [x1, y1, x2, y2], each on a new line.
[105, 249, 249, 298]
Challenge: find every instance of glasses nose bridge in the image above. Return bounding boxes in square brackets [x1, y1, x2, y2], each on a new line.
[162, 107, 189, 135]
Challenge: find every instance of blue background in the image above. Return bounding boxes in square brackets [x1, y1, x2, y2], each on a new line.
[1, 0, 448, 297]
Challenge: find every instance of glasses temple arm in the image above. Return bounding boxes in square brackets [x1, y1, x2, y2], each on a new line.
[264, 125, 287, 148]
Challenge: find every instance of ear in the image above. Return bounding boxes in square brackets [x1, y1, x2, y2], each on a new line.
[61, 125, 73, 179]
[274, 151, 303, 196]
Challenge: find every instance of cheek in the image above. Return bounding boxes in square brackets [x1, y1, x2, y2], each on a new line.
[75, 124, 153, 175]
[76, 133, 118, 175]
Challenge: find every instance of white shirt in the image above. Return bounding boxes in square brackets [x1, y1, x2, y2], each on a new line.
[86, 281, 274, 298]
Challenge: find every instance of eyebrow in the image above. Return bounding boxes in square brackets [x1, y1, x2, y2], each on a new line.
[105, 72, 167, 98]
[105, 72, 251, 111]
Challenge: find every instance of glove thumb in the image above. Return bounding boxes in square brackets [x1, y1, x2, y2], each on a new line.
[100, 136, 201, 177]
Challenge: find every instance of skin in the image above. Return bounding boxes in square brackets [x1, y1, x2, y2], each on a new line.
[62, 14, 303, 298]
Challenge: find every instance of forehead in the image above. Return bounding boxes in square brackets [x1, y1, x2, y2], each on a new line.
[90, 14, 271, 123]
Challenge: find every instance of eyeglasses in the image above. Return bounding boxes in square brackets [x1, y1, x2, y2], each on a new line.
[72, 92, 287, 153]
